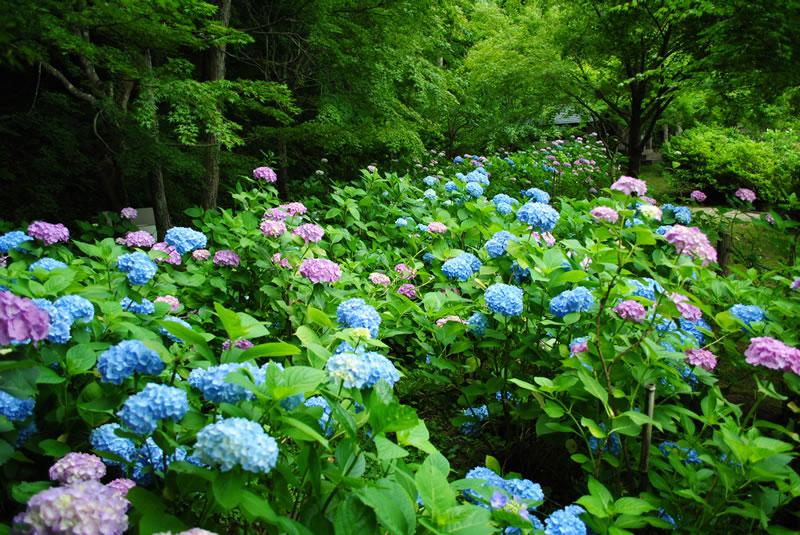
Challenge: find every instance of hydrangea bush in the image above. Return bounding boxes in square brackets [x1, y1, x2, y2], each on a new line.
[1, 141, 798, 534]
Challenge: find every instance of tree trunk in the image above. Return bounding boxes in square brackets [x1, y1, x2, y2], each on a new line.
[200, 0, 232, 209]
[150, 164, 171, 239]
[277, 137, 289, 199]
[626, 87, 644, 176]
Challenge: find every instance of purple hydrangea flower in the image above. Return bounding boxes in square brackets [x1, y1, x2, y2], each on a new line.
[27, 221, 69, 245]
[299, 258, 341, 283]
[744, 337, 800, 375]
[151, 242, 181, 265]
[610, 176, 647, 196]
[0, 291, 50, 345]
[613, 300, 647, 323]
[253, 166, 278, 183]
[213, 250, 240, 267]
[735, 188, 756, 202]
[49, 453, 106, 485]
[259, 219, 286, 237]
[120, 207, 138, 220]
[292, 223, 325, 243]
[123, 231, 155, 248]
[397, 283, 417, 299]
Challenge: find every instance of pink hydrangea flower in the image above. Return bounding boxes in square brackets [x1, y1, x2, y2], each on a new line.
[530, 231, 557, 247]
[299, 258, 341, 283]
[735, 188, 756, 202]
[264, 207, 290, 221]
[120, 207, 138, 220]
[271, 252, 291, 269]
[369, 272, 391, 286]
[222, 339, 254, 350]
[123, 230, 155, 248]
[436, 315, 466, 327]
[685, 349, 718, 371]
[613, 300, 647, 323]
[192, 249, 210, 261]
[253, 166, 277, 183]
[590, 206, 619, 223]
[1, 291, 51, 345]
[151, 242, 181, 265]
[670, 293, 702, 321]
[427, 222, 448, 234]
[663, 225, 717, 265]
[397, 284, 417, 299]
[106, 478, 136, 497]
[394, 263, 416, 280]
[293, 223, 325, 243]
[744, 337, 800, 374]
[27, 221, 70, 245]
[690, 190, 706, 202]
[213, 250, 240, 267]
[570, 339, 588, 355]
[610, 176, 647, 196]
[154, 295, 180, 312]
[281, 202, 307, 216]
[640, 196, 657, 205]
[259, 219, 286, 238]
[49, 453, 106, 485]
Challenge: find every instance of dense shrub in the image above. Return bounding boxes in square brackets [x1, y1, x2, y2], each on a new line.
[662, 125, 800, 204]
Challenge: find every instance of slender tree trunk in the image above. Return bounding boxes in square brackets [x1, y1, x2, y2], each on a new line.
[277, 137, 289, 199]
[627, 88, 644, 176]
[144, 49, 171, 237]
[200, 0, 232, 209]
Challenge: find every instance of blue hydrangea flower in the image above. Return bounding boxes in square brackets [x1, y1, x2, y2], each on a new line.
[467, 312, 488, 336]
[423, 252, 435, 264]
[662, 204, 692, 225]
[31, 298, 72, 344]
[496, 202, 513, 216]
[423, 175, 438, 186]
[461, 405, 488, 435]
[395, 217, 408, 227]
[325, 351, 400, 389]
[53, 295, 94, 323]
[504, 157, 515, 167]
[423, 189, 438, 200]
[624, 217, 644, 227]
[655, 225, 673, 236]
[453, 156, 465, 164]
[549, 287, 594, 318]
[659, 441, 703, 465]
[194, 417, 279, 473]
[465, 182, 484, 198]
[117, 383, 188, 435]
[117, 252, 157, 286]
[188, 362, 266, 403]
[97, 340, 165, 384]
[160, 316, 191, 343]
[465, 170, 490, 186]
[121, 297, 155, 315]
[521, 188, 550, 204]
[678, 317, 711, 346]
[0, 231, 32, 253]
[0, 390, 35, 421]
[334, 341, 364, 355]
[484, 231, 515, 258]
[510, 261, 531, 283]
[164, 227, 207, 254]
[492, 194, 518, 206]
[444, 181, 459, 192]
[416, 223, 429, 232]
[657, 509, 678, 530]
[90, 423, 136, 466]
[133, 437, 197, 483]
[15, 421, 37, 446]
[729, 304, 765, 328]
[304, 396, 333, 436]
[504, 478, 544, 502]
[336, 298, 381, 337]
[28, 257, 67, 272]
[517, 202, 559, 231]
[588, 423, 621, 456]
[465, 466, 506, 489]
[442, 253, 482, 281]
[629, 278, 663, 301]
[544, 505, 587, 535]
[485, 284, 524, 316]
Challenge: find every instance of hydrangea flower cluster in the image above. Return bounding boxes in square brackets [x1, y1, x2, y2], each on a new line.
[31, 298, 74, 344]
[423, 188, 438, 200]
[670, 293, 701, 321]
[685, 348, 718, 371]
[189, 362, 266, 403]
[662, 204, 692, 225]
[549, 287, 594, 318]
[271, 252, 291, 268]
[485, 231, 515, 258]
[194, 417, 278, 473]
[467, 312, 488, 336]
[570, 337, 588, 355]
[117, 383, 188, 435]
[544, 505, 587, 535]
[744, 337, 800, 374]
[260, 219, 286, 237]
[729, 304, 765, 328]
[97, 340, 164, 384]
[28, 257, 68, 272]
[735, 188, 756, 202]
[465, 182, 484, 198]
[298, 258, 341, 283]
[27, 221, 70, 245]
[442, 252, 481, 281]
[590, 206, 619, 223]
[120, 207, 138, 220]
[253, 166, 277, 183]
[517, 202, 559, 231]
[638, 204, 662, 221]
[521, 188, 550, 204]
[336, 298, 381, 337]
[304, 396, 333, 436]
[663, 225, 717, 265]
[610, 175, 647, 196]
[221, 338, 254, 351]
[369, 272, 391, 286]
[659, 441, 702, 464]
[123, 230, 156, 248]
[160, 315, 192, 343]
[427, 221, 448, 234]
[164, 227, 207, 254]
[0, 291, 50, 345]
[154, 295, 180, 311]
[49, 452, 106, 485]
[613, 300, 647, 323]
[117, 252, 157, 285]
[325, 351, 400, 389]
[629, 278, 663, 301]
[192, 249, 210, 261]
[0, 390, 36, 421]
[492, 193, 518, 206]
[397, 283, 417, 299]
[690, 190, 706, 202]
[394, 263, 416, 279]
[293, 223, 325, 243]
[485, 283, 523, 317]
[53, 295, 94, 323]
[465, 466, 544, 505]
[151, 242, 181, 265]
[213, 250, 240, 267]
[0, 230, 32, 253]
[460, 405, 489, 435]
[90, 423, 137, 467]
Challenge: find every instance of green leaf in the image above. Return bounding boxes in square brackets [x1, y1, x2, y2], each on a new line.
[613, 497, 655, 515]
[240, 342, 301, 360]
[416, 455, 456, 518]
[281, 416, 330, 449]
[356, 478, 415, 535]
[11, 481, 52, 503]
[212, 470, 243, 510]
[334, 496, 378, 535]
[267, 366, 327, 400]
[307, 306, 335, 329]
[65, 344, 96, 375]
[375, 434, 409, 460]
[439, 505, 493, 534]
[577, 369, 608, 407]
[38, 439, 71, 458]
[158, 319, 207, 346]
[215, 302, 244, 340]
[554, 270, 589, 284]
[485, 455, 502, 475]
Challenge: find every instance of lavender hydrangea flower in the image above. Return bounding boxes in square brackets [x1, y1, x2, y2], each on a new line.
[117, 252, 157, 285]
[213, 249, 240, 267]
[97, 340, 164, 384]
[123, 230, 155, 248]
[120, 207, 138, 220]
[151, 242, 181, 265]
[685, 348, 718, 371]
[0, 291, 50, 345]
[49, 452, 106, 485]
[253, 166, 278, 183]
[13, 480, 129, 535]
[154, 295, 180, 312]
[612, 300, 646, 323]
[610, 176, 647, 196]
[27, 221, 69, 245]
[260, 219, 286, 237]
[194, 417, 279, 473]
[293, 223, 325, 243]
[744, 337, 800, 375]
[590, 206, 619, 223]
[397, 284, 417, 299]
[664, 225, 717, 265]
[117, 383, 188, 435]
[164, 227, 207, 254]
[298, 258, 341, 283]
[735, 188, 756, 202]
